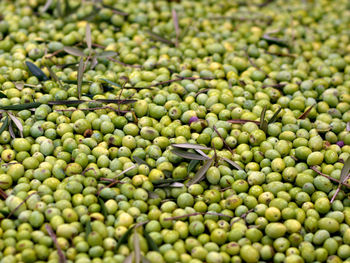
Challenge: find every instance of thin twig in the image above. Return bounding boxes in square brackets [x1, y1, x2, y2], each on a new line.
[213, 125, 233, 154]
[45, 224, 67, 263]
[7, 192, 40, 218]
[311, 166, 350, 187]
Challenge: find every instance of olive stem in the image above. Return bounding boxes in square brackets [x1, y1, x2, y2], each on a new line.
[311, 166, 350, 188]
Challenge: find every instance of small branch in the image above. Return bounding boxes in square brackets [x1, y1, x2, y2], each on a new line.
[172, 9, 180, 47]
[311, 166, 350, 188]
[213, 125, 233, 154]
[45, 224, 67, 263]
[230, 208, 254, 226]
[107, 57, 143, 68]
[7, 192, 40, 218]
[227, 119, 261, 125]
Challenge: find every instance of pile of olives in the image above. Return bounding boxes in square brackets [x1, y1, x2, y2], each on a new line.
[0, 0, 349, 262]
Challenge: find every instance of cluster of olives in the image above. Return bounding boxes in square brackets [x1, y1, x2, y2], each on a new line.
[0, 0, 349, 263]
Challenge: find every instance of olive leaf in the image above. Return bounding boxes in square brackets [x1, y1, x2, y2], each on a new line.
[85, 217, 92, 239]
[171, 148, 209, 161]
[0, 116, 9, 135]
[8, 121, 15, 139]
[101, 4, 128, 16]
[25, 61, 49, 81]
[133, 229, 141, 263]
[45, 224, 67, 263]
[133, 156, 149, 167]
[41, 0, 53, 13]
[298, 104, 315, 119]
[146, 30, 175, 46]
[47, 100, 86, 105]
[222, 157, 243, 170]
[56, 0, 63, 17]
[100, 78, 122, 88]
[262, 34, 289, 47]
[331, 157, 350, 203]
[0, 189, 8, 200]
[144, 231, 159, 251]
[8, 113, 23, 138]
[188, 160, 199, 173]
[63, 46, 85, 57]
[46, 66, 63, 87]
[97, 51, 119, 58]
[116, 226, 135, 252]
[123, 253, 133, 263]
[171, 143, 211, 150]
[0, 102, 42, 111]
[268, 106, 282, 124]
[0, 209, 10, 216]
[172, 9, 180, 47]
[153, 178, 183, 187]
[98, 197, 108, 218]
[96, 99, 137, 105]
[186, 158, 214, 186]
[260, 106, 268, 133]
[340, 157, 350, 183]
[86, 23, 92, 52]
[227, 119, 261, 125]
[77, 57, 84, 99]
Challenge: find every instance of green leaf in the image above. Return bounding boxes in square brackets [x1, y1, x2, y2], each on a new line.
[0, 92, 7, 98]
[188, 160, 199, 173]
[341, 157, 350, 183]
[0, 209, 10, 217]
[298, 104, 315, 120]
[41, 0, 53, 13]
[0, 116, 9, 135]
[262, 34, 289, 47]
[144, 231, 159, 251]
[86, 23, 92, 51]
[260, 106, 268, 133]
[171, 148, 209, 161]
[123, 253, 133, 263]
[141, 256, 151, 263]
[56, 0, 63, 17]
[133, 230, 141, 263]
[100, 78, 122, 88]
[47, 100, 86, 105]
[171, 143, 211, 150]
[268, 106, 282, 124]
[0, 102, 42, 111]
[116, 226, 135, 252]
[97, 51, 119, 58]
[153, 178, 183, 185]
[133, 156, 149, 167]
[98, 197, 108, 218]
[222, 157, 243, 170]
[186, 158, 213, 186]
[172, 9, 180, 47]
[96, 99, 137, 105]
[63, 46, 85, 57]
[8, 113, 23, 138]
[25, 61, 49, 81]
[146, 30, 175, 46]
[45, 224, 67, 263]
[85, 217, 92, 239]
[77, 58, 84, 99]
